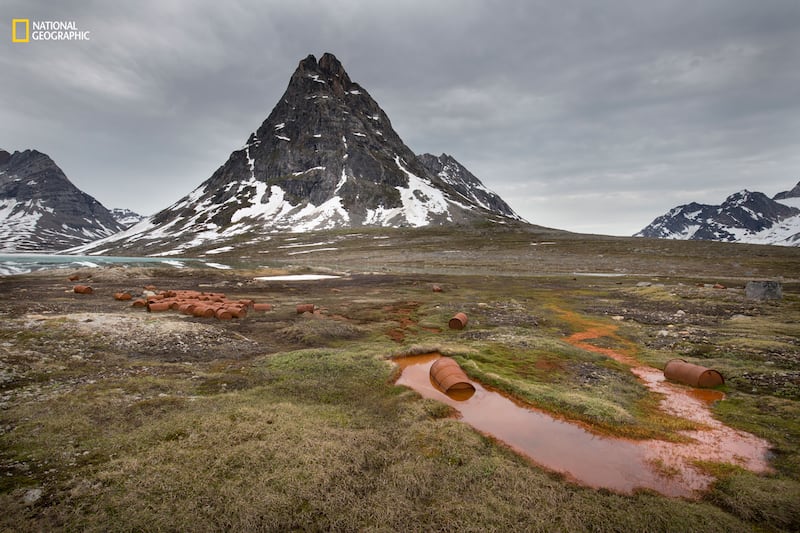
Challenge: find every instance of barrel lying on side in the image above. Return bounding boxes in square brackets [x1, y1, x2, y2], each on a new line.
[664, 358, 724, 388]
[430, 357, 476, 394]
[448, 312, 468, 330]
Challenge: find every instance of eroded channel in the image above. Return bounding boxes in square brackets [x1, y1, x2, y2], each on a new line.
[394, 315, 773, 498]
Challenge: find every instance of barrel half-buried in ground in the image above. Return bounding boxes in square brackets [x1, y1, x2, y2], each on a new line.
[430, 357, 476, 395]
[664, 358, 724, 388]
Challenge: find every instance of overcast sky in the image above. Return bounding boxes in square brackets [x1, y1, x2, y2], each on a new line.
[2, 0, 799, 236]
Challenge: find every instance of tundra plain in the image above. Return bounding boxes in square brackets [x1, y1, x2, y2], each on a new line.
[1, 224, 799, 532]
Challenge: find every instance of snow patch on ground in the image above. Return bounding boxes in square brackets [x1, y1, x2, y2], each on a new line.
[202, 262, 232, 270]
[286, 247, 339, 255]
[205, 246, 234, 255]
[254, 274, 341, 281]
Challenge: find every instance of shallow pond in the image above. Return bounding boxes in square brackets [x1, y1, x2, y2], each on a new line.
[395, 345, 771, 498]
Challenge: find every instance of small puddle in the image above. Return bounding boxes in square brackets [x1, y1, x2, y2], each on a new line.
[394, 312, 773, 498]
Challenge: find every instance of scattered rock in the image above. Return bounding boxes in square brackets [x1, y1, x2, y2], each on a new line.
[745, 281, 782, 301]
[23, 488, 42, 505]
[636, 282, 652, 287]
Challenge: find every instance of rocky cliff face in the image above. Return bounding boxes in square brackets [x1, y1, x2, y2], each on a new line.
[80, 53, 523, 255]
[0, 149, 123, 252]
[636, 187, 800, 247]
[416, 153, 521, 220]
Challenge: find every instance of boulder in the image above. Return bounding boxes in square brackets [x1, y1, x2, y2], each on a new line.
[745, 281, 782, 301]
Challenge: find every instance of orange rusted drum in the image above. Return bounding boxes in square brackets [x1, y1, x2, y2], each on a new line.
[664, 359, 724, 388]
[131, 299, 147, 308]
[432, 284, 443, 293]
[192, 305, 215, 318]
[215, 308, 233, 320]
[448, 312, 468, 330]
[73, 285, 93, 295]
[430, 357, 476, 394]
[253, 303, 272, 312]
[113, 292, 132, 301]
[296, 304, 315, 314]
[147, 302, 171, 312]
[228, 306, 247, 319]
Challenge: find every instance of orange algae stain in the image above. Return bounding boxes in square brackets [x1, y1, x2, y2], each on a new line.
[556, 308, 773, 488]
[392, 309, 774, 498]
[395, 354, 698, 497]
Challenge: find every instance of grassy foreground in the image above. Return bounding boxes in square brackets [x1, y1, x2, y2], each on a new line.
[1, 226, 799, 531]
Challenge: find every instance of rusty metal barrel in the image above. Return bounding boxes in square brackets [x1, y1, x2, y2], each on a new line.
[73, 285, 93, 295]
[430, 357, 475, 394]
[296, 304, 315, 314]
[664, 358, 724, 388]
[448, 312, 468, 330]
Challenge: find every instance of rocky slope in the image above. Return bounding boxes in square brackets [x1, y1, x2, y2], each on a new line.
[0, 149, 124, 252]
[78, 53, 523, 256]
[636, 184, 800, 246]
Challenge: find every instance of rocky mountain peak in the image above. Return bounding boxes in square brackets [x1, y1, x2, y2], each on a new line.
[291, 53, 354, 97]
[636, 183, 800, 247]
[0, 149, 123, 251]
[82, 53, 523, 255]
[774, 181, 800, 201]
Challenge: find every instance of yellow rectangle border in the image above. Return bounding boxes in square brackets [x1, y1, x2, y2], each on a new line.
[12, 19, 30, 43]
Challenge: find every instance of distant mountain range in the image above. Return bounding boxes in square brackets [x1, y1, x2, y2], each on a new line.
[636, 182, 800, 247]
[77, 53, 523, 256]
[0, 149, 127, 252]
[4, 53, 798, 255]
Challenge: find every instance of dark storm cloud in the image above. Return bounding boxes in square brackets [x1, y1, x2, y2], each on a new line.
[2, 0, 799, 235]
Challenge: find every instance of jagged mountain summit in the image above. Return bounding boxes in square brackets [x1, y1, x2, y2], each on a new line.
[0, 149, 123, 252]
[80, 53, 523, 255]
[635, 184, 800, 247]
[110, 208, 145, 228]
[774, 181, 800, 207]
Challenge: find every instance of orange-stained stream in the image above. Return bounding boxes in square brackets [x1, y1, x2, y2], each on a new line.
[395, 321, 773, 499]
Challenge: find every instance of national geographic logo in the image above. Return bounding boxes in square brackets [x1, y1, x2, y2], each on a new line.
[12, 19, 91, 42]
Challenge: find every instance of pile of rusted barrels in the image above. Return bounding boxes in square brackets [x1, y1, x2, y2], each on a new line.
[118, 289, 272, 320]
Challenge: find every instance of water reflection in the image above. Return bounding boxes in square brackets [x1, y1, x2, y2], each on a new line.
[394, 353, 772, 498]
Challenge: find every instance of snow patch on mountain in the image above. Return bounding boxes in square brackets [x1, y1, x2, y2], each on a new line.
[636, 186, 800, 247]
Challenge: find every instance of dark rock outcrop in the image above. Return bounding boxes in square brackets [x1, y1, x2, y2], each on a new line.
[774, 181, 800, 202]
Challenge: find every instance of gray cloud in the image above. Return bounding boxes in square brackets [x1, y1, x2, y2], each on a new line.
[2, 0, 799, 235]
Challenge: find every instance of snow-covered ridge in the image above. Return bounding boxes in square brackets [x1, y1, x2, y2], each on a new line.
[636, 185, 800, 247]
